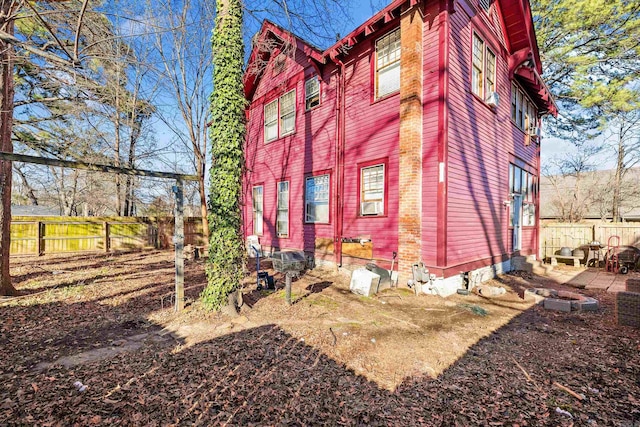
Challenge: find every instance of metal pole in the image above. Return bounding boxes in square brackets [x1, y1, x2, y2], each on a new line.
[173, 179, 184, 311]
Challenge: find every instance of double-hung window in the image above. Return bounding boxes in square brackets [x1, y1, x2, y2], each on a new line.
[280, 90, 296, 136]
[471, 33, 497, 101]
[375, 28, 401, 99]
[252, 185, 264, 235]
[305, 174, 329, 223]
[264, 100, 278, 142]
[264, 89, 296, 142]
[277, 181, 289, 238]
[511, 83, 538, 134]
[305, 77, 320, 110]
[360, 164, 385, 216]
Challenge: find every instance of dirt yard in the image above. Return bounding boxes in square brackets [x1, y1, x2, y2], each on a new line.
[1, 250, 639, 425]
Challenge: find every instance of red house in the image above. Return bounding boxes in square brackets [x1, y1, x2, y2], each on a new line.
[242, 0, 557, 292]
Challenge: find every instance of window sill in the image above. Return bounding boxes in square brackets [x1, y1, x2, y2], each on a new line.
[471, 92, 498, 113]
[372, 90, 399, 105]
[264, 131, 296, 145]
[304, 222, 331, 225]
[305, 104, 321, 113]
[358, 214, 388, 219]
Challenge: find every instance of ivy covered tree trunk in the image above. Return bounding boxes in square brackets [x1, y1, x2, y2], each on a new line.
[201, 0, 246, 310]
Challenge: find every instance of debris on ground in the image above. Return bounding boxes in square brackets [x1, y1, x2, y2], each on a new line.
[1, 251, 638, 425]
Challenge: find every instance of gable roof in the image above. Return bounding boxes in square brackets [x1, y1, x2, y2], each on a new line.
[496, 0, 558, 116]
[244, 20, 323, 100]
[244, 0, 556, 115]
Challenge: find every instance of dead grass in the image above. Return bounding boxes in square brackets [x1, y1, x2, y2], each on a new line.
[2, 251, 639, 425]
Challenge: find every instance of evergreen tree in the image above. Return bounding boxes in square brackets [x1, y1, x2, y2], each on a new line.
[532, 0, 640, 140]
[201, 0, 246, 310]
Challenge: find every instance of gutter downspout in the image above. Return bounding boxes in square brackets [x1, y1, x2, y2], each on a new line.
[330, 54, 346, 267]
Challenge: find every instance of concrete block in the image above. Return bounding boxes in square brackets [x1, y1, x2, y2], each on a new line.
[350, 269, 380, 297]
[579, 299, 599, 311]
[544, 298, 572, 312]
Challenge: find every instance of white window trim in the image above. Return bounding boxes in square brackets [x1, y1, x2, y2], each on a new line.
[375, 28, 401, 100]
[305, 174, 330, 224]
[277, 181, 289, 238]
[472, 32, 497, 101]
[508, 164, 537, 227]
[279, 89, 296, 137]
[360, 164, 385, 216]
[263, 89, 297, 143]
[305, 77, 320, 111]
[252, 185, 264, 235]
[472, 33, 485, 98]
[264, 100, 278, 143]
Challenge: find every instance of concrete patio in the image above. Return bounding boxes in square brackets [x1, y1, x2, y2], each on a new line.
[546, 266, 633, 293]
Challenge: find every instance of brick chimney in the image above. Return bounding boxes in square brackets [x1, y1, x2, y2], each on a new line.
[397, 2, 423, 285]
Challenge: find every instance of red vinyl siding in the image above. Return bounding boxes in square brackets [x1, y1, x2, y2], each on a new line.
[340, 22, 400, 264]
[444, 1, 539, 269]
[243, 0, 547, 276]
[421, 0, 446, 265]
[244, 49, 337, 253]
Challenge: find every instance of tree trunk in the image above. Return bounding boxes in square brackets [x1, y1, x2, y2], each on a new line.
[0, 1, 18, 295]
[114, 72, 122, 216]
[197, 153, 209, 240]
[201, 0, 245, 310]
[612, 123, 624, 223]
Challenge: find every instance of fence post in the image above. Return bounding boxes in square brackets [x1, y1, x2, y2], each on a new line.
[103, 221, 110, 252]
[36, 221, 43, 256]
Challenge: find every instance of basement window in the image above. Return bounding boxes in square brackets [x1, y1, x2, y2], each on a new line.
[375, 28, 401, 99]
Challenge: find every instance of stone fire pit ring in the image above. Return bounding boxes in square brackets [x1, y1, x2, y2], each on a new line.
[525, 288, 599, 313]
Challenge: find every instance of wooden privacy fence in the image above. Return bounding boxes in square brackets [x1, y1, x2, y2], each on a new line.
[10, 216, 206, 256]
[541, 223, 640, 260]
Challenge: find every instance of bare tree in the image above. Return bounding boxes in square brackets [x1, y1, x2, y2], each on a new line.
[147, 0, 213, 238]
[610, 111, 640, 222]
[543, 142, 604, 222]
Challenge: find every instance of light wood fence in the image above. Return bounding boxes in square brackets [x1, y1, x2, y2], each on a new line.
[10, 216, 206, 256]
[541, 222, 640, 260]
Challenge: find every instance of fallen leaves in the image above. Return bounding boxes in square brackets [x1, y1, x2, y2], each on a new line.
[1, 252, 640, 425]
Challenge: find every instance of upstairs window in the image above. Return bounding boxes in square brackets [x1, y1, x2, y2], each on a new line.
[375, 28, 401, 99]
[305, 77, 320, 110]
[305, 174, 329, 223]
[511, 83, 538, 134]
[264, 89, 296, 142]
[279, 90, 296, 136]
[264, 100, 278, 142]
[360, 164, 385, 216]
[471, 33, 497, 101]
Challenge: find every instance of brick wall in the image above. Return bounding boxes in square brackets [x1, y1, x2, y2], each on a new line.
[397, 3, 424, 284]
